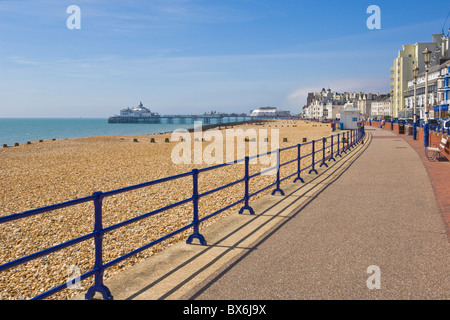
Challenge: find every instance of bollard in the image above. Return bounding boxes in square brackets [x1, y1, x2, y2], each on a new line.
[165, 138, 170, 143]
[283, 138, 288, 142]
[133, 138, 139, 143]
[2, 144, 7, 148]
[150, 138, 155, 143]
[14, 143, 19, 147]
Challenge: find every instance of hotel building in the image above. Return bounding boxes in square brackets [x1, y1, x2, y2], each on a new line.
[390, 34, 450, 118]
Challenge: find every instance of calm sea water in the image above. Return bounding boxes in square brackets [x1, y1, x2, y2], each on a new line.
[0, 118, 250, 147]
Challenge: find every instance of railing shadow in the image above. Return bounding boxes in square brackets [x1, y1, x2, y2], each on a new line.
[123, 133, 372, 300]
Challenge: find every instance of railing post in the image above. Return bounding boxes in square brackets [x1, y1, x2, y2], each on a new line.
[347, 131, 350, 150]
[328, 135, 336, 162]
[360, 126, 365, 144]
[272, 149, 285, 195]
[349, 130, 353, 149]
[341, 133, 348, 154]
[85, 191, 113, 300]
[336, 133, 342, 158]
[294, 144, 304, 183]
[186, 169, 207, 245]
[239, 156, 255, 214]
[308, 140, 318, 175]
[320, 137, 328, 168]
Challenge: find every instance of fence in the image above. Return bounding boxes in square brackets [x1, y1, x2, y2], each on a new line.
[0, 125, 365, 300]
[366, 120, 450, 161]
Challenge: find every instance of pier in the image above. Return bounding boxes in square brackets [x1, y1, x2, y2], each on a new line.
[107, 115, 288, 124]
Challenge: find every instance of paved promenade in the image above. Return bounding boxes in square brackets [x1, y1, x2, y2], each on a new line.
[184, 127, 449, 300]
[75, 126, 449, 300]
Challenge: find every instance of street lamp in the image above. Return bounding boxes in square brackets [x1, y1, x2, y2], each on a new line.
[437, 74, 445, 122]
[413, 66, 419, 140]
[423, 47, 431, 148]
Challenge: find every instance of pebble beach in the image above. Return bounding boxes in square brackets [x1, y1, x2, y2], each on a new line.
[0, 119, 335, 300]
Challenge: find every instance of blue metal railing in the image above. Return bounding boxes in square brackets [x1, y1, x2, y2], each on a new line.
[0, 125, 365, 300]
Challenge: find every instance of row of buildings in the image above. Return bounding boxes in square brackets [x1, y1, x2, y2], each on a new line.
[391, 33, 450, 119]
[303, 33, 450, 121]
[302, 88, 390, 120]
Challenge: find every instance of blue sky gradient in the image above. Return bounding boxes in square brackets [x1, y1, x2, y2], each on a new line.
[1, 0, 449, 117]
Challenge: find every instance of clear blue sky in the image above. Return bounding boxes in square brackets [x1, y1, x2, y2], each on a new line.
[1, 0, 449, 117]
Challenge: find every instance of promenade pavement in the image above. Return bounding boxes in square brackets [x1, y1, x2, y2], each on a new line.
[75, 126, 449, 300]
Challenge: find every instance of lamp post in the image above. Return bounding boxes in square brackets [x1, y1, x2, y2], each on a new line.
[437, 74, 445, 122]
[423, 47, 431, 148]
[413, 66, 419, 140]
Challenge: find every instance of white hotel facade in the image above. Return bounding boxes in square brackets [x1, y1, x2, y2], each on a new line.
[304, 88, 389, 120]
[403, 59, 450, 119]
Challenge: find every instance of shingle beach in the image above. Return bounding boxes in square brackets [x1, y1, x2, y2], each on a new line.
[0, 120, 334, 300]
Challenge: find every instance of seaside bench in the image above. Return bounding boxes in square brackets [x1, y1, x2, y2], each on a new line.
[425, 137, 448, 162]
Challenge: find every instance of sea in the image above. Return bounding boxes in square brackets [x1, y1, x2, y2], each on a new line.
[0, 118, 252, 147]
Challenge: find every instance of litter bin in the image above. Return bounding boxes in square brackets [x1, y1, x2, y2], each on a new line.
[399, 124, 405, 134]
[339, 122, 344, 130]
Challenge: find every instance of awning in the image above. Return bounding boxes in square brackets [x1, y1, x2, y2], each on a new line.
[434, 105, 449, 111]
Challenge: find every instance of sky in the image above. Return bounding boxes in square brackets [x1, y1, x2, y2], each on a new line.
[0, 0, 449, 118]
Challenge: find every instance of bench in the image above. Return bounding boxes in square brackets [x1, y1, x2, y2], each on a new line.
[425, 137, 448, 161]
